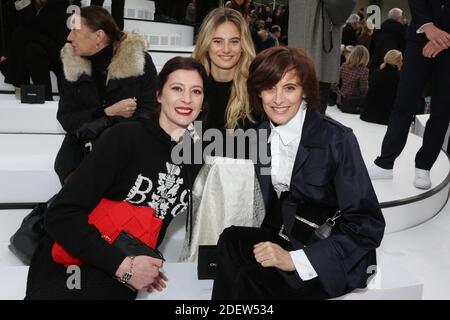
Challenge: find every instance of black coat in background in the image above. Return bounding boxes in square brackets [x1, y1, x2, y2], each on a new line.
[408, 0, 450, 41]
[255, 111, 385, 298]
[369, 19, 406, 72]
[342, 24, 357, 46]
[55, 33, 157, 184]
[1, 0, 70, 97]
[91, 0, 125, 30]
[360, 65, 400, 125]
[195, 0, 220, 25]
[0, 0, 18, 56]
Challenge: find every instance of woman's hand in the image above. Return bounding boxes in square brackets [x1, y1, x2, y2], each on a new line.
[253, 241, 296, 272]
[115, 256, 163, 290]
[146, 271, 168, 293]
[423, 40, 446, 58]
[104, 98, 137, 118]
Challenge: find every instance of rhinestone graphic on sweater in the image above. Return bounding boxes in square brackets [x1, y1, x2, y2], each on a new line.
[125, 163, 187, 218]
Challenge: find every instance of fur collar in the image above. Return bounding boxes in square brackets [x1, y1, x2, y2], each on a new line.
[61, 32, 148, 83]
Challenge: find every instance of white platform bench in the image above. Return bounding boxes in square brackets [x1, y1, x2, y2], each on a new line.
[0, 100, 63, 134]
[0, 207, 423, 300]
[0, 263, 213, 300]
[0, 258, 423, 300]
[0, 133, 63, 203]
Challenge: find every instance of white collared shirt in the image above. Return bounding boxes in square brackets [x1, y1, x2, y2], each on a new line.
[417, 22, 434, 34]
[269, 102, 305, 198]
[268, 101, 318, 281]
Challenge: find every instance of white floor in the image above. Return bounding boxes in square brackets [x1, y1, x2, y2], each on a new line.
[326, 105, 449, 204]
[380, 197, 450, 299]
[326, 105, 450, 299]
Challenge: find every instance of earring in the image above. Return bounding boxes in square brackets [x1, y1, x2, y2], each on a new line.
[96, 43, 99, 49]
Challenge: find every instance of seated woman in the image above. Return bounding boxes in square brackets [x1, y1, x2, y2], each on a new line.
[212, 47, 385, 300]
[193, 7, 256, 131]
[55, 6, 157, 184]
[337, 45, 370, 113]
[360, 50, 403, 125]
[25, 56, 207, 300]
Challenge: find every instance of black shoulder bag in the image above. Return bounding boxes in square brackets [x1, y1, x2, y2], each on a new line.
[8, 195, 57, 265]
[279, 193, 341, 248]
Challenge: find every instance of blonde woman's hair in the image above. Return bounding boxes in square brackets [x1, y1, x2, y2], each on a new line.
[380, 49, 402, 70]
[361, 19, 374, 36]
[347, 45, 370, 68]
[192, 7, 256, 129]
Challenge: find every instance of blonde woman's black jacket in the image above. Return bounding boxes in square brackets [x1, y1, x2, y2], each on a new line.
[55, 33, 157, 183]
[255, 110, 385, 298]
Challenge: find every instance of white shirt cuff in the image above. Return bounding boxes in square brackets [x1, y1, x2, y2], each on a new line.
[289, 249, 318, 281]
[15, 0, 31, 10]
[417, 22, 433, 34]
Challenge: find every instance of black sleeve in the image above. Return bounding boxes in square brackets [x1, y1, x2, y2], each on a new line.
[19, 0, 69, 44]
[369, 29, 379, 55]
[45, 126, 133, 276]
[398, 24, 407, 52]
[408, 0, 432, 28]
[303, 131, 386, 297]
[57, 77, 106, 134]
[15, 0, 37, 25]
[133, 53, 158, 118]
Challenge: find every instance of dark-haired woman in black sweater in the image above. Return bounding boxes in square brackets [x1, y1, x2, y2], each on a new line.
[25, 56, 207, 300]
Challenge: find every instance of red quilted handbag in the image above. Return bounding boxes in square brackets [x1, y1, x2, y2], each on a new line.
[52, 198, 163, 266]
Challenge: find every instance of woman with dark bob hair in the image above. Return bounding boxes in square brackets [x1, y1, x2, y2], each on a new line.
[25, 57, 207, 300]
[212, 47, 385, 299]
[54, 6, 157, 185]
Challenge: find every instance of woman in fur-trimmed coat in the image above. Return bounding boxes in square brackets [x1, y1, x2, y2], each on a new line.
[54, 6, 157, 184]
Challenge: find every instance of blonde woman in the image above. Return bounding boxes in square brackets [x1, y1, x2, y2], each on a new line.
[380, 49, 403, 71]
[193, 7, 256, 130]
[361, 50, 403, 125]
[337, 45, 370, 111]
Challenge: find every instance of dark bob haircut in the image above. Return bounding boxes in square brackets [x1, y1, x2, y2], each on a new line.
[247, 46, 320, 119]
[81, 6, 124, 43]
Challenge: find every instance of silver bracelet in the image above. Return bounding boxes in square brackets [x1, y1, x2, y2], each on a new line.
[119, 256, 135, 284]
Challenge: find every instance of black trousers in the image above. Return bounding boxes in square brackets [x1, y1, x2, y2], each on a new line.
[319, 82, 331, 115]
[375, 40, 450, 170]
[211, 226, 329, 300]
[91, 0, 124, 30]
[25, 235, 136, 300]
